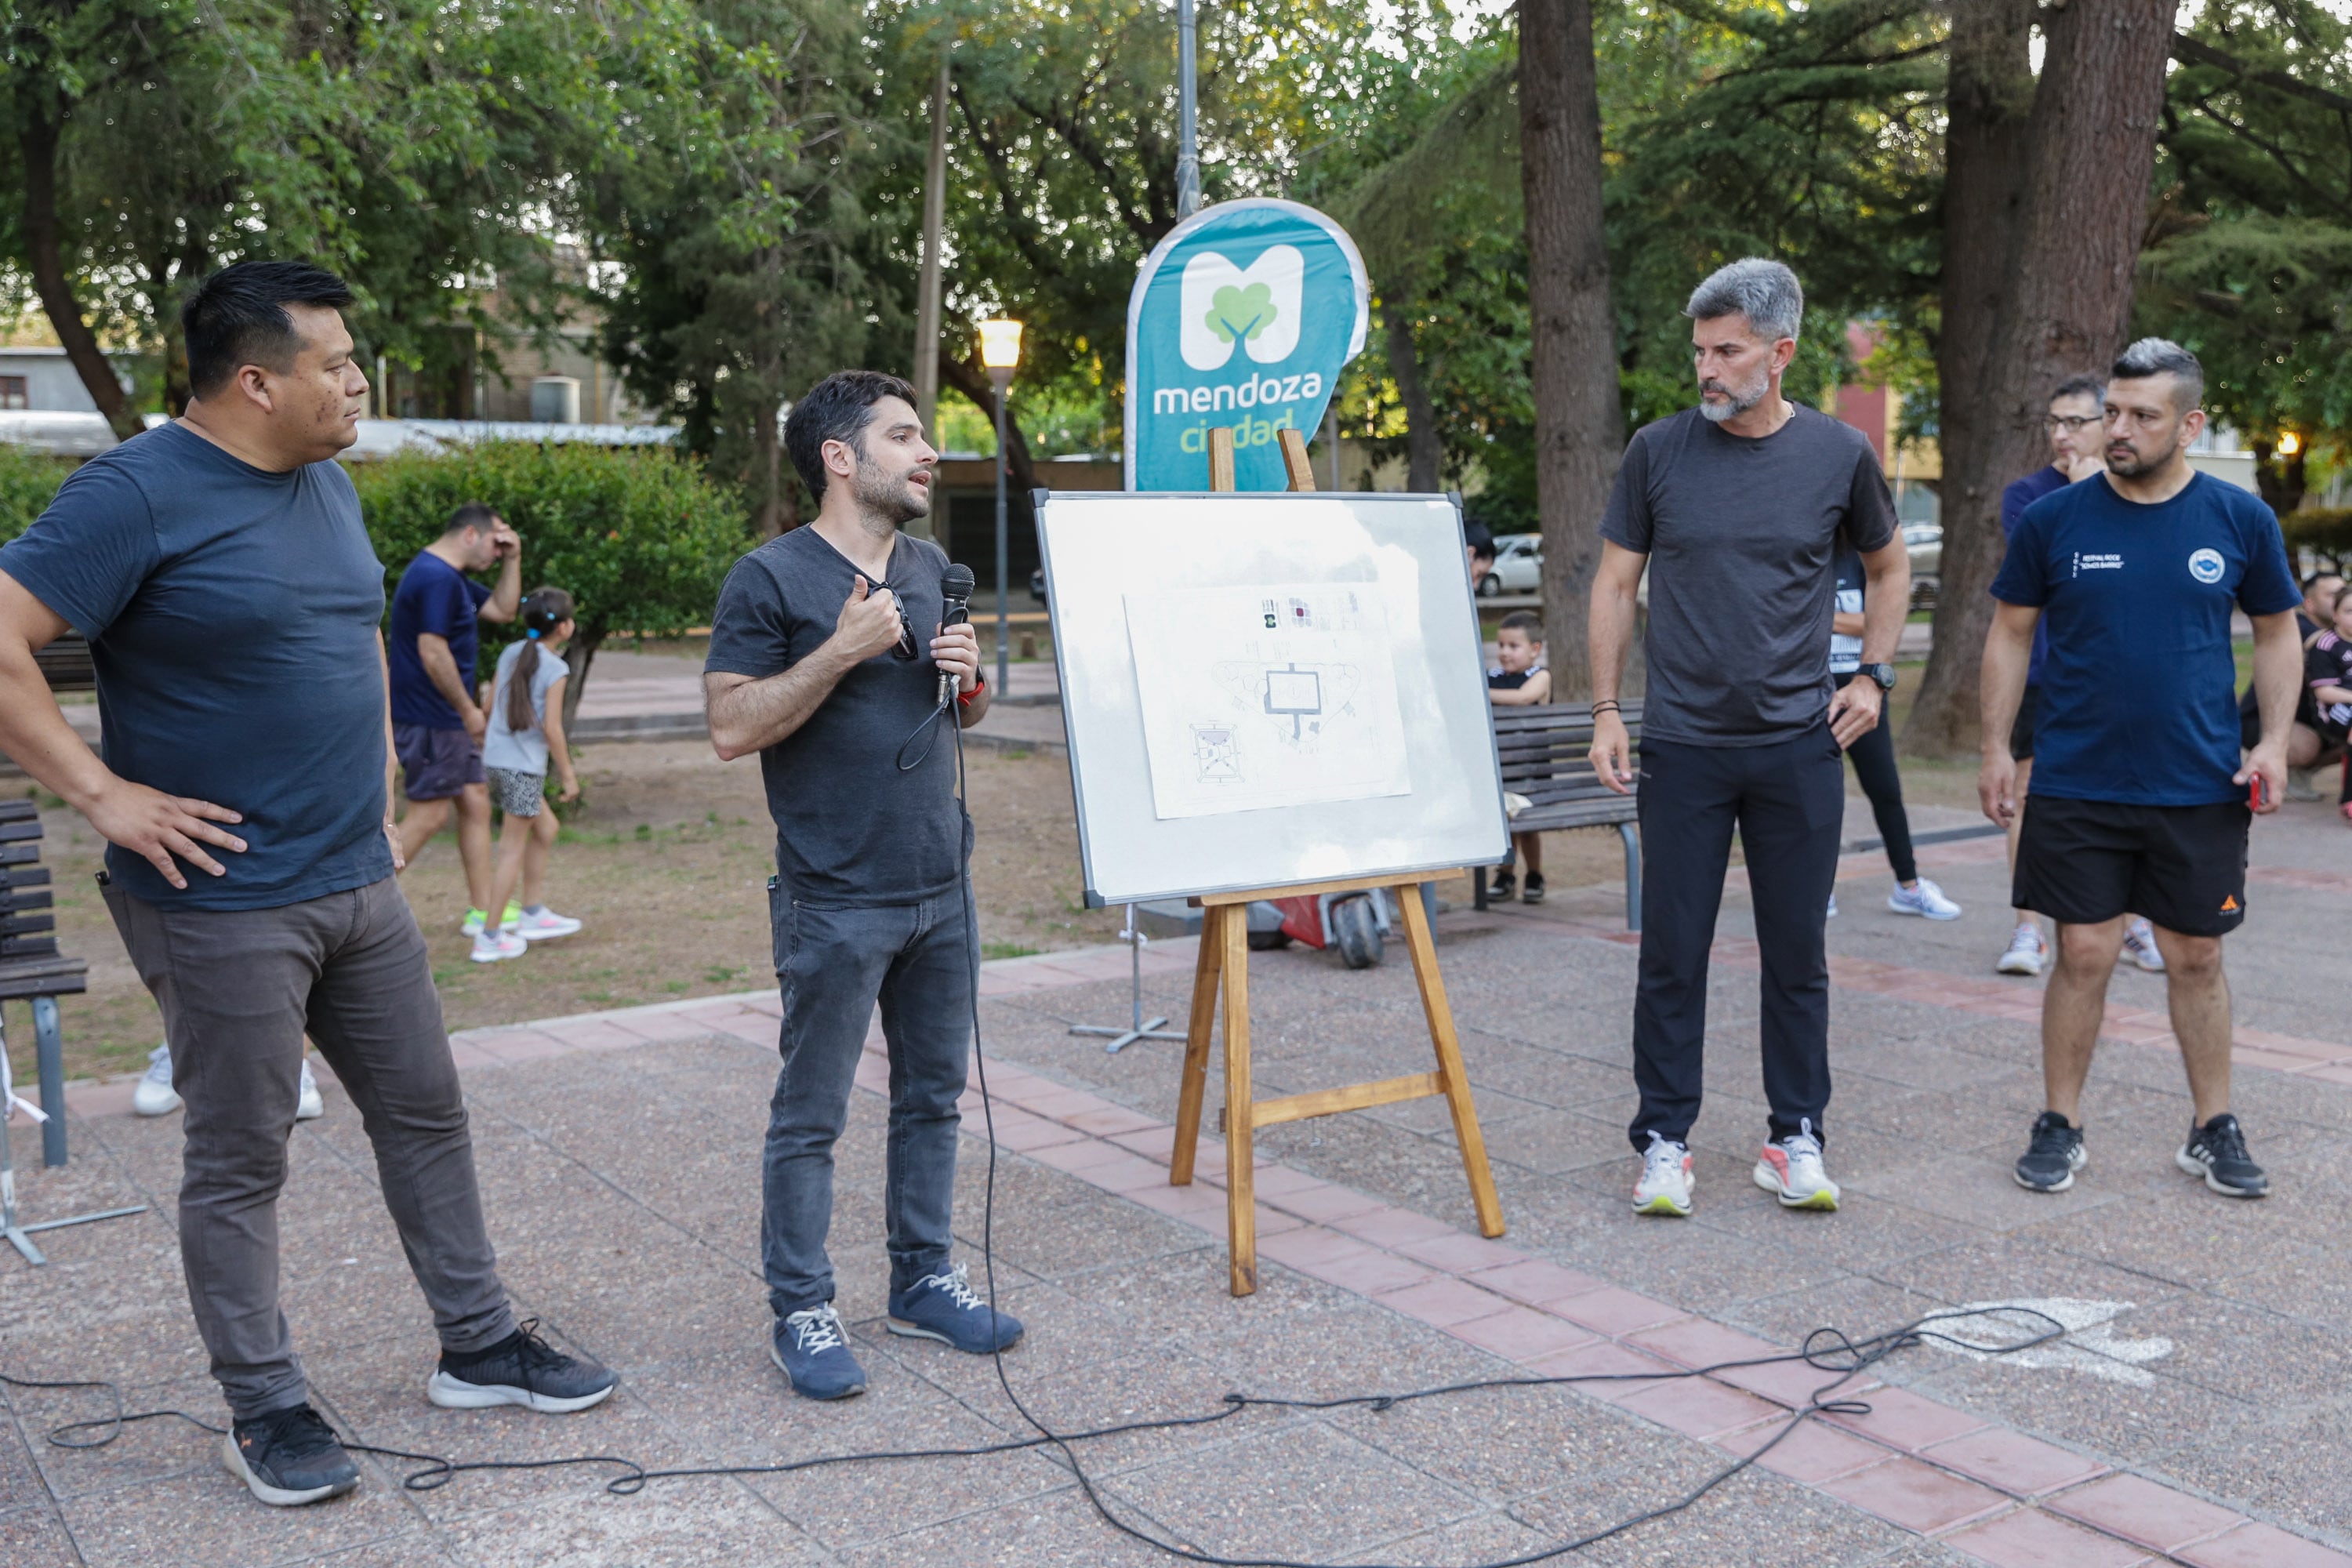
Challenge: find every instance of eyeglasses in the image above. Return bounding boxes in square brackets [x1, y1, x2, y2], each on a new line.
[886, 588, 918, 661]
[2042, 415, 2100, 434]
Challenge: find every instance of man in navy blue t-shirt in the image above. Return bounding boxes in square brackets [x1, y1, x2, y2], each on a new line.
[1982, 338, 2301, 1202]
[387, 503, 520, 936]
[0, 263, 610, 1507]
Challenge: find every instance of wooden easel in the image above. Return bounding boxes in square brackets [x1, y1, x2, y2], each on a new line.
[1169, 426, 1505, 1296]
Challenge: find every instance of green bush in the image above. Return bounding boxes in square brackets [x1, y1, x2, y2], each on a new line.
[0, 444, 73, 545]
[2282, 506, 2352, 567]
[349, 441, 753, 725]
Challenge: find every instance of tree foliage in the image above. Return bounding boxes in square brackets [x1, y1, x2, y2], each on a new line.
[349, 443, 752, 729]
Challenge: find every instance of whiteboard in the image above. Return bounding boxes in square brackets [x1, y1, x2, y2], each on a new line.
[1040, 491, 1510, 905]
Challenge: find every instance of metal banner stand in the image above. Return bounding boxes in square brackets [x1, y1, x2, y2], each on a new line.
[1, 1009, 144, 1266]
[1069, 905, 1187, 1055]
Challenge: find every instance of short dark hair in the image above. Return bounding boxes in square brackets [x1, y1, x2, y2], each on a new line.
[785, 371, 919, 501]
[2050, 374, 2105, 406]
[2110, 337, 2204, 413]
[182, 261, 355, 399]
[443, 502, 499, 538]
[1498, 610, 1543, 640]
[1463, 519, 1497, 563]
[2305, 569, 2345, 590]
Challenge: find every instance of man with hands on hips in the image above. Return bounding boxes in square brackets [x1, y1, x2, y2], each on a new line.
[703, 370, 1016, 1403]
[1587, 258, 1907, 1222]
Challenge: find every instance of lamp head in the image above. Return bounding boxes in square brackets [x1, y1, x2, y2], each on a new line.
[2278, 430, 2302, 458]
[978, 318, 1025, 372]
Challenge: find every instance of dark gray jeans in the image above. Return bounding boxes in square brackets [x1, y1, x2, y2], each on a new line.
[763, 884, 973, 1317]
[105, 876, 515, 1419]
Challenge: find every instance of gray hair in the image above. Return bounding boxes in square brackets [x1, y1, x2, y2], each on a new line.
[1685, 258, 1804, 343]
[2110, 337, 2203, 412]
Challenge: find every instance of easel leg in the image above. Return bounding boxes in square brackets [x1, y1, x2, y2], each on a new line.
[34, 997, 67, 1168]
[1398, 884, 1507, 1239]
[1169, 906, 1223, 1186]
[1221, 905, 1257, 1295]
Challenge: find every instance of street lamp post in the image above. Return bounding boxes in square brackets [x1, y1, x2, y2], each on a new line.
[978, 318, 1025, 696]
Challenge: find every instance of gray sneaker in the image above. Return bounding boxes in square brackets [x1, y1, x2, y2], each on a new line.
[220, 1404, 359, 1507]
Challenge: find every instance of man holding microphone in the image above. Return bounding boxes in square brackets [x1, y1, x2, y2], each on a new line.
[705, 370, 1019, 1401]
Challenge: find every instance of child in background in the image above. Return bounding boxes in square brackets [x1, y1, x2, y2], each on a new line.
[1487, 611, 1551, 903]
[472, 588, 585, 963]
[2309, 583, 2352, 826]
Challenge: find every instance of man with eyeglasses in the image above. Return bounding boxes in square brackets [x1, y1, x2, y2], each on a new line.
[1980, 338, 2301, 1201]
[703, 370, 1021, 1404]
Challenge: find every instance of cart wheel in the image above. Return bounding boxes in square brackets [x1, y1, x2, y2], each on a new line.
[1330, 895, 1383, 969]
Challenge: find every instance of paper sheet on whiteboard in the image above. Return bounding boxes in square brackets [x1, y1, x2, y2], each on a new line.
[1123, 583, 1412, 819]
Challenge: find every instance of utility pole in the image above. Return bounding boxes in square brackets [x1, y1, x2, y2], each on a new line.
[1176, 0, 1200, 219]
[912, 53, 951, 541]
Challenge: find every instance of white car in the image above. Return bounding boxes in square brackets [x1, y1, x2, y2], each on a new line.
[1481, 532, 1541, 596]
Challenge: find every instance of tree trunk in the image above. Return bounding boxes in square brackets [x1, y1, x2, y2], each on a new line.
[16, 102, 143, 441]
[1517, 0, 1624, 701]
[2250, 439, 2305, 521]
[1384, 297, 1444, 492]
[1904, 0, 2179, 755]
[939, 350, 1037, 498]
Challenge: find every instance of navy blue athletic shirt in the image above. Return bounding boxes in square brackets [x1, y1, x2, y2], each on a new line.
[1991, 470, 2298, 806]
[0, 421, 393, 909]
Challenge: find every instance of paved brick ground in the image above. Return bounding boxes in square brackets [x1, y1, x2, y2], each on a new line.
[2, 801, 2347, 1566]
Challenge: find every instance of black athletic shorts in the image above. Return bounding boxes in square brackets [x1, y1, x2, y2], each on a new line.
[2013, 796, 2250, 938]
[2009, 685, 2038, 763]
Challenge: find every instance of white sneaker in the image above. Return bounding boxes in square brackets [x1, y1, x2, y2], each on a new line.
[1754, 1119, 1841, 1210]
[1633, 1133, 1694, 1217]
[132, 1043, 181, 1116]
[296, 1058, 324, 1122]
[2120, 917, 2166, 973]
[470, 930, 527, 964]
[510, 908, 583, 942]
[1996, 924, 2048, 977]
[1826, 892, 1839, 918]
[1888, 877, 1962, 920]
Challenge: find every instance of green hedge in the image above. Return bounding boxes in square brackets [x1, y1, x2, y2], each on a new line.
[348, 441, 753, 725]
[0, 444, 72, 543]
[2282, 507, 2352, 566]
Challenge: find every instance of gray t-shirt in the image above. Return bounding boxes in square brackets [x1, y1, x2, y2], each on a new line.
[482, 641, 571, 775]
[1601, 405, 1897, 746]
[703, 527, 964, 906]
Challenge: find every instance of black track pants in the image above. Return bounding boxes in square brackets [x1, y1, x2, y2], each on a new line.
[1628, 723, 1846, 1152]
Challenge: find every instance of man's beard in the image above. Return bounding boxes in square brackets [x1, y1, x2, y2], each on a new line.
[1697, 368, 1769, 424]
[851, 459, 931, 526]
[2106, 434, 2179, 479]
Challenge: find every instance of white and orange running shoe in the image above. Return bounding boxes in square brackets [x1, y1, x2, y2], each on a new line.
[1754, 1119, 1841, 1210]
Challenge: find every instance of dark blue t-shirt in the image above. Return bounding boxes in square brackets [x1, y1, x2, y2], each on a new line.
[387, 551, 492, 729]
[0, 422, 393, 909]
[1991, 471, 2299, 806]
[2000, 465, 2068, 685]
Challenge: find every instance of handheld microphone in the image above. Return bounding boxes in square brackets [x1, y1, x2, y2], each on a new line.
[938, 563, 975, 706]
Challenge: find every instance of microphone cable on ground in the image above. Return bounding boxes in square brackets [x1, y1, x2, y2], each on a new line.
[0, 706, 2071, 1566]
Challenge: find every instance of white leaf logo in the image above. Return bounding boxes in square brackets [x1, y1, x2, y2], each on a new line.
[1180, 247, 1305, 372]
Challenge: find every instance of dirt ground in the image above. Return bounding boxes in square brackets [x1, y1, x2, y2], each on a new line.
[11, 651, 1973, 1089]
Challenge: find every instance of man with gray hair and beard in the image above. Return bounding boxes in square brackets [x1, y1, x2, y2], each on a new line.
[1587, 258, 1909, 1220]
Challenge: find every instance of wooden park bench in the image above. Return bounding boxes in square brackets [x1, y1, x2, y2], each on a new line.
[1476, 700, 1645, 930]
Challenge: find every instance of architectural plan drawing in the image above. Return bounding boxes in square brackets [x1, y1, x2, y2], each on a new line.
[1125, 583, 1412, 819]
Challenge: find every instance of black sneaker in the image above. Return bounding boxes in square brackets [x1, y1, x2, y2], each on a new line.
[220, 1403, 360, 1507]
[1491, 868, 1517, 901]
[2014, 1111, 2085, 1192]
[1521, 872, 1546, 905]
[2177, 1113, 2268, 1198]
[427, 1319, 618, 1413]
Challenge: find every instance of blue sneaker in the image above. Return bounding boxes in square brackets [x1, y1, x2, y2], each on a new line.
[887, 1264, 1024, 1353]
[770, 1304, 866, 1399]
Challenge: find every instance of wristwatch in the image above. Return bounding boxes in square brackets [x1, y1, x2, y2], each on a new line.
[1860, 662, 1898, 692]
